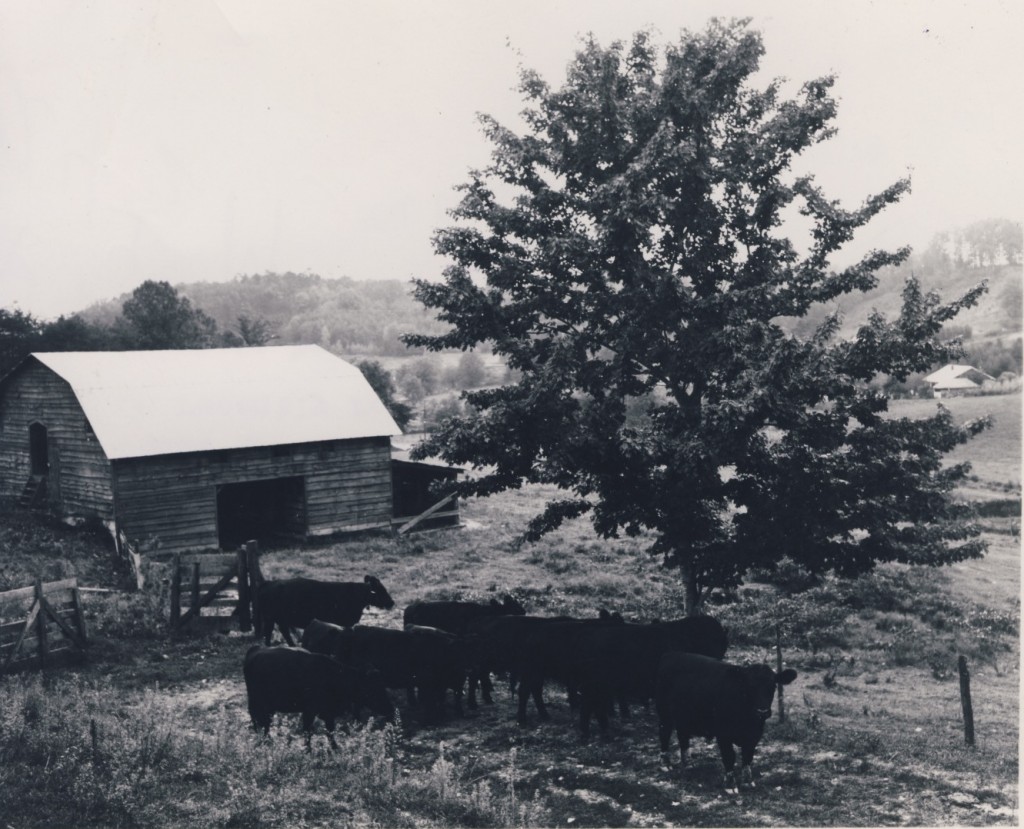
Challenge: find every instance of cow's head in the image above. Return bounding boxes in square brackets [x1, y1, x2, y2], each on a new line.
[363, 575, 396, 610]
[745, 664, 798, 721]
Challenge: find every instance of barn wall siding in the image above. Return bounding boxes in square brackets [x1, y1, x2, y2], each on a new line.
[112, 437, 394, 554]
[0, 363, 114, 517]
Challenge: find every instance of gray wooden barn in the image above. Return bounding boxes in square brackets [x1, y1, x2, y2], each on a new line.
[0, 345, 426, 554]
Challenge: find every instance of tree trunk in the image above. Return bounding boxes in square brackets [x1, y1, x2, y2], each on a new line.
[680, 563, 701, 617]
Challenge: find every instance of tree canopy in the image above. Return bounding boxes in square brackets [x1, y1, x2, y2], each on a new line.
[119, 280, 219, 349]
[405, 21, 988, 613]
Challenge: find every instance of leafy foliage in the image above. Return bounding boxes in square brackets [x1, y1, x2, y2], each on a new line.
[404, 21, 989, 611]
[357, 359, 414, 430]
[119, 280, 219, 349]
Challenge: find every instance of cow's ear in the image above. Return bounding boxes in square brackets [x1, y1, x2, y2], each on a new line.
[778, 668, 797, 686]
[364, 575, 372, 585]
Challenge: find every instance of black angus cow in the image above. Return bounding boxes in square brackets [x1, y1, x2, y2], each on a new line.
[403, 595, 526, 634]
[656, 651, 797, 792]
[242, 645, 394, 749]
[303, 622, 472, 722]
[257, 575, 395, 645]
[512, 615, 729, 738]
[464, 611, 625, 709]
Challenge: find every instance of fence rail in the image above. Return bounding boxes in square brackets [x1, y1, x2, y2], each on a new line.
[0, 578, 88, 673]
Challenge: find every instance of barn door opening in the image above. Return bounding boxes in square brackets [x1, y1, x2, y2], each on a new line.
[29, 422, 49, 476]
[217, 477, 306, 550]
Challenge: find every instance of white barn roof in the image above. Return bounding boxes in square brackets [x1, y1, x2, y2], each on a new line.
[31, 346, 401, 460]
[923, 364, 994, 389]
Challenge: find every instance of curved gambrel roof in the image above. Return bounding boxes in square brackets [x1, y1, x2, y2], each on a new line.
[19, 345, 401, 460]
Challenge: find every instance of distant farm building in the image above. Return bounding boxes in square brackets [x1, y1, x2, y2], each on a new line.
[0, 346, 457, 555]
[924, 364, 996, 398]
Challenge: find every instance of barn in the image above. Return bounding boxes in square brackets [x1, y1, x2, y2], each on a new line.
[923, 364, 995, 398]
[0, 345, 439, 555]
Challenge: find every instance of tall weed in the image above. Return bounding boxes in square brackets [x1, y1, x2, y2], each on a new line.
[0, 674, 548, 827]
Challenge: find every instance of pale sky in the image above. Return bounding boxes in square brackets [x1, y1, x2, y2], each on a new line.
[1, 0, 1021, 319]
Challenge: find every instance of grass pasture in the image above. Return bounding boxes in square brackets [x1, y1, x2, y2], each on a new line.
[0, 392, 1019, 827]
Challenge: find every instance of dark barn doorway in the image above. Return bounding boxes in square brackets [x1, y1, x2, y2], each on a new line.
[217, 476, 306, 550]
[29, 422, 49, 476]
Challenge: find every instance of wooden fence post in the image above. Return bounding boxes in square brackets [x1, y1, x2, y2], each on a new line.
[245, 541, 262, 637]
[71, 582, 89, 644]
[237, 547, 252, 632]
[169, 553, 181, 629]
[34, 579, 49, 665]
[190, 562, 200, 625]
[775, 625, 786, 723]
[958, 655, 975, 747]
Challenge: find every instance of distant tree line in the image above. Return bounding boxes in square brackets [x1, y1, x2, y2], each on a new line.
[0, 280, 277, 376]
[81, 272, 452, 357]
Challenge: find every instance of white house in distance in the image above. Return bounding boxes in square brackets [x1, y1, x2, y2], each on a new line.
[923, 364, 995, 398]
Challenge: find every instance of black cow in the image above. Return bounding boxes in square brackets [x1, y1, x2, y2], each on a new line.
[303, 622, 472, 722]
[468, 605, 630, 712]
[655, 652, 797, 792]
[403, 595, 526, 634]
[511, 615, 729, 737]
[256, 575, 395, 645]
[242, 645, 394, 749]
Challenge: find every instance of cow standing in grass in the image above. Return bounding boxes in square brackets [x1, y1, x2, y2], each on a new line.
[243, 645, 394, 750]
[656, 651, 797, 792]
[256, 575, 395, 645]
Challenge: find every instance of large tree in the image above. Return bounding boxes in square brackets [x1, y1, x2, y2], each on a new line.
[405, 21, 988, 613]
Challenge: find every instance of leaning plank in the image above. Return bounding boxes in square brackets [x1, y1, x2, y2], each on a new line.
[396, 493, 456, 536]
[176, 569, 237, 627]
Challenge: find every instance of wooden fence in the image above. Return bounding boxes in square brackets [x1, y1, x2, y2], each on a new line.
[0, 578, 88, 673]
[168, 541, 262, 631]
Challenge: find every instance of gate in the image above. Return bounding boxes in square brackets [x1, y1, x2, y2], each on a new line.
[168, 541, 262, 631]
[0, 578, 88, 673]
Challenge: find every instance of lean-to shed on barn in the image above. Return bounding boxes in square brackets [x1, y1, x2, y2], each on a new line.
[0, 346, 406, 554]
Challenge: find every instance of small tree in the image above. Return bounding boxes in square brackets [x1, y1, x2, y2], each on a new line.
[405, 22, 988, 614]
[452, 351, 488, 389]
[119, 280, 218, 349]
[357, 360, 414, 430]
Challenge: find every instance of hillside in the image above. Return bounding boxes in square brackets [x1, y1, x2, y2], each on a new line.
[77, 240, 1021, 371]
[80, 272, 451, 357]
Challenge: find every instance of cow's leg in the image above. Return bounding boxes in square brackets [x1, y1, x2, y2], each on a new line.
[675, 729, 691, 771]
[301, 712, 316, 752]
[323, 717, 339, 751]
[530, 678, 549, 721]
[250, 706, 272, 738]
[717, 736, 739, 793]
[480, 672, 494, 704]
[467, 673, 479, 709]
[452, 682, 464, 717]
[739, 743, 757, 788]
[406, 685, 417, 707]
[279, 624, 296, 647]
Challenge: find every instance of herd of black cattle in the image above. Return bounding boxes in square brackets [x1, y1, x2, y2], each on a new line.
[242, 574, 797, 791]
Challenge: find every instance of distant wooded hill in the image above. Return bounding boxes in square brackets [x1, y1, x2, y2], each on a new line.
[78, 222, 1021, 366]
[80, 272, 450, 356]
